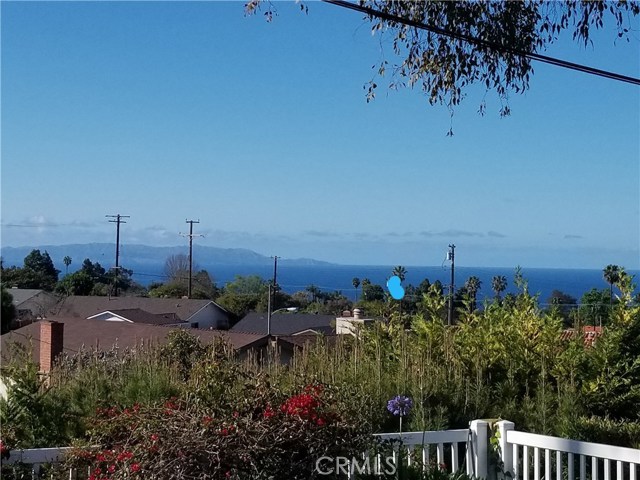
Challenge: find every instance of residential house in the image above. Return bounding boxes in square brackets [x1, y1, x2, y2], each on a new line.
[49, 295, 232, 329]
[230, 312, 336, 336]
[6, 288, 59, 327]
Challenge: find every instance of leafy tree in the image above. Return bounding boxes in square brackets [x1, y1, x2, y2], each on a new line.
[149, 269, 218, 300]
[216, 275, 268, 319]
[1, 286, 16, 334]
[491, 275, 507, 300]
[361, 282, 385, 302]
[547, 290, 577, 326]
[577, 289, 612, 327]
[80, 259, 107, 283]
[6, 249, 60, 291]
[582, 311, 640, 421]
[192, 270, 219, 299]
[247, 1, 639, 129]
[56, 271, 95, 296]
[416, 278, 431, 296]
[603, 264, 622, 306]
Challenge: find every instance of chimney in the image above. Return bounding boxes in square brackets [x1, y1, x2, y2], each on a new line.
[40, 321, 64, 374]
[353, 308, 362, 320]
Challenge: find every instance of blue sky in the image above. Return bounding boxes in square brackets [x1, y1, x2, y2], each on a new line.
[1, 1, 639, 269]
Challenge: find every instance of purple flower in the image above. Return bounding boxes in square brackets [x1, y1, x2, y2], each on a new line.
[387, 395, 413, 416]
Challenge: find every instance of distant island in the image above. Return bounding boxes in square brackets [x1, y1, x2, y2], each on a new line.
[0, 243, 335, 269]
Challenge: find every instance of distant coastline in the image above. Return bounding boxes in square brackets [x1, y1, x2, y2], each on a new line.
[2, 243, 638, 303]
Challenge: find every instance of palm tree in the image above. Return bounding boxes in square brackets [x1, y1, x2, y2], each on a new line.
[603, 264, 621, 306]
[491, 275, 507, 300]
[63, 256, 72, 275]
[352, 277, 360, 302]
[391, 265, 407, 282]
[360, 278, 371, 301]
[306, 284, 321, 303]
[464, 276, 482, 310]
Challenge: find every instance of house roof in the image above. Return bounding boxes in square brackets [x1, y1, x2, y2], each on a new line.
[7, 289, 55, 307]
[49, 296, 229, 322]
[88, 308, 184, 325]
[231, 312, 335, 335]
[0, 318, 268, 364]
[275, 334, 339, 349]
[560, 326, 603, 347]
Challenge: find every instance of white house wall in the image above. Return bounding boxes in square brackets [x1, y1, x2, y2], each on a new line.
[187, 303, 228, 329]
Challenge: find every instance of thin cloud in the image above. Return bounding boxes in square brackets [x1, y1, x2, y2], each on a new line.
[437, 229, 484, 238]
[487, 231, 507, 238]
[304, 230, 340, 238]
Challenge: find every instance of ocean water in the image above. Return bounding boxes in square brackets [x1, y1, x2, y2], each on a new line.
[130, 264, 640, 305]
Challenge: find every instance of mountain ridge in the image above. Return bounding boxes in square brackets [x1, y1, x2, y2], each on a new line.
[0, 243, 335, 269]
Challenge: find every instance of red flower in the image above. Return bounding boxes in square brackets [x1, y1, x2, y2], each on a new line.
[108, 464, 116, 473]
[130, 463, 141, 472]
[263, 406, 275, 419]
[280, 391, 322, 421]
[150, 434, 159, 442]
[116, 450, 133, 462]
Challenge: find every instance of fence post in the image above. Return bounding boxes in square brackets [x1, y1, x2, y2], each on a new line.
[497, 420, 515, 478]
[470, 420, 489, 479]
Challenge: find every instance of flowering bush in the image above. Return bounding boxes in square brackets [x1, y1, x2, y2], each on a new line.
[62, 383, 371, 479]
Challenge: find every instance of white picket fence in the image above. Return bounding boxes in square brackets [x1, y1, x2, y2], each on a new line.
[373, 420, 488, 477]
[3, 420, 639, 479]
[497, 421, 640, 480]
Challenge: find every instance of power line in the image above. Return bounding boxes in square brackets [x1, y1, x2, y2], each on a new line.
[322, 0, 640, 86]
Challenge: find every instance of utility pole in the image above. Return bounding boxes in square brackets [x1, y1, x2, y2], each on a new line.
[266, 255, 279, 331]
[447, 244, 456, 326]
[106, 214, 130, 297]
[272, 255, 279, 286]
[267, 283, 272, 336]
[180, 219, 203, 298]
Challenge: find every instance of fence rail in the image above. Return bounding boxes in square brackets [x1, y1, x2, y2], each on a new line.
[498, 420, 640, 480]
[372, 420, 488, 477]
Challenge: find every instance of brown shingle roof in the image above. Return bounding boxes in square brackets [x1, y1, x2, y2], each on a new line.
[231, 312, 335, 335]
[88, 308, 184, 325]
[560, 326, 603, 347]
[50, 296, 229, 322]
[1, 318, 267, 364]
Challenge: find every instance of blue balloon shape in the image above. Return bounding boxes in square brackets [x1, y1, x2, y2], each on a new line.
[386, 275, 405, 300]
